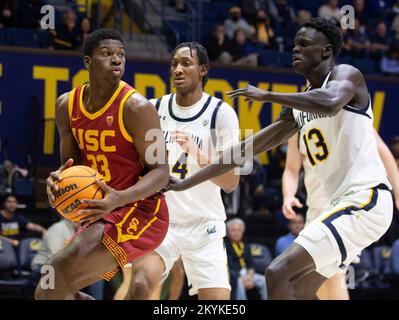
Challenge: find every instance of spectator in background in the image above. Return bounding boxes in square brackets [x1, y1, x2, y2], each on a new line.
[275, 214, 304, 256]
[77, 16, 92, 47]
[253, 9, 276, 49]
[31, 218, 104, 300]
[0, 0, 14, 28]
[370, 21, 391, 60]
[353, 0, 370, 30]
[218, 29, 258, 66]
[0, 159, 29, 194]
[274, 0, 295, 30]
[380, 45, 399, 75]
[16, 0, 44, 29]
[224, 6, 254, 39]
[203, 24, 232, 63]
[52, 9, 80, 50]
[391, 14, 399, 49]
[242, 0, 278, 24]
[346, 18, 371, 58]
[283, 10, 312, 51]
[172, 0, 185, 12]
[318, 0, 342, 22]
[225, 218, 267, 300]
[0, 194, 46, 247]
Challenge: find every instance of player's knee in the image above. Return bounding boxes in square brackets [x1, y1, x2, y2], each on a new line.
[265, 261, 292, 298]
[265, 263, 286, 285]
[128, 273, 157, 299]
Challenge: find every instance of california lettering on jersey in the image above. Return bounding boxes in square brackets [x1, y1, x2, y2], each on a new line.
[153, 92, 240, 223]
[295, 111, 332, 131]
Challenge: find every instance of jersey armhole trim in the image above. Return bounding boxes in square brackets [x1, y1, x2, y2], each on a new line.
[68, 88, 77, 128]
[211, 99, 223, 147]
[118, 89, 137, 143]
[155, 97, 162, 111]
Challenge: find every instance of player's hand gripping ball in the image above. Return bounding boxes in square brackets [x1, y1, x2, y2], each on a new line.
[52, 165, 104, 222]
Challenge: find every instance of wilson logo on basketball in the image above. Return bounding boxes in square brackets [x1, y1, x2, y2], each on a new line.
[54, 183, 78, 199]
[61, 199, 82, 215]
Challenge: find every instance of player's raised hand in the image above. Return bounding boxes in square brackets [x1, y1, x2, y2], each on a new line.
[46, 158, 74, 207]
[227, 85, 268, 102]
[78, 179, 126, 226]
[171, 131, 198, 156]
[282, 196, 303, 220]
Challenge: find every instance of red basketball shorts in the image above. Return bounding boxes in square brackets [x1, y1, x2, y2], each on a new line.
[100, 193, 169, 280]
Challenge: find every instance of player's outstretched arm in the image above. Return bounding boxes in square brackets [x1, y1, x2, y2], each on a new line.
[227, 65, 363, 116]
[46, 93, 81, 206]
[167, 112, 298, 192]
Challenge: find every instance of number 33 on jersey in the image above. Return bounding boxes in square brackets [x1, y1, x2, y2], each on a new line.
[68, 81, 145, 190]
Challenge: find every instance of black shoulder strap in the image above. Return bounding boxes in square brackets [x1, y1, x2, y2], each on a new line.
[211, 99, 223, 147]
[155, 96, 162, 111]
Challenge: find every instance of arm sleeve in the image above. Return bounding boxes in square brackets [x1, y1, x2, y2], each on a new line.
[215, 102, 240, 152]
[275, 238, 284, 256]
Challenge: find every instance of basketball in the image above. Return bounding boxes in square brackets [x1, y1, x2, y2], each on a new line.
[53, 165, 104, 222]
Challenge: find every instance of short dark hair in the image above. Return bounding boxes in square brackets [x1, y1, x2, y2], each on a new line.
[2, 193, 17, 204]
[171, 42, 210, 88]
[302, 17, 343, 57]
[82, 28, 124, 57]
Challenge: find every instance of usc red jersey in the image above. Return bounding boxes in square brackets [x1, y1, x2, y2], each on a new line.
[68, 80, 143, 190]
[67, 80, 169, 278]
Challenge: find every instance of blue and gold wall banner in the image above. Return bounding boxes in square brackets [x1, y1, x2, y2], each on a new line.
[0, 48, 398, 166]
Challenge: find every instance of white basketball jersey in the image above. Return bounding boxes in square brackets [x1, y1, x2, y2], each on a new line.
[151, 93, 239, 223]
[292, 71, 391, 203]
[302, 148, 330, 211]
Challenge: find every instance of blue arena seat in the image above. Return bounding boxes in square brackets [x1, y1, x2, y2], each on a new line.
[336, 56, 352, 65]
[6, 28, 38, 48]
[0, 28, 7, 45]
[0, 239, 31, 298]
[352, 58, 378, 75]
[13, 178, 34, 197]
[0, 239, 18, 278]
[249, 243, 272, 274]
[258, 49, 280, 67]
[390, 239, 399, 274]
[279, 51, 293, 68]
[19, 238, 43, 273]
[372, 245, 392, 275]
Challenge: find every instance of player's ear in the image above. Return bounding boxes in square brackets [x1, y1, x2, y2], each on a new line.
[83, 55, 91, 69]
[323, 44, 333, 58]
[200, 65, 208, 77]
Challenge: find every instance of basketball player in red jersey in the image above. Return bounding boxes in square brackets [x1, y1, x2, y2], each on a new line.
[35, 29, 169, 300]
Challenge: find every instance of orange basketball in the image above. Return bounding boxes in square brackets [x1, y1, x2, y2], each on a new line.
[52, 165, 104, 222]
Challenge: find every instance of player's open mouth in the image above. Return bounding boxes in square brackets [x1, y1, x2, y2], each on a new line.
[112, 68, 122, 74]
